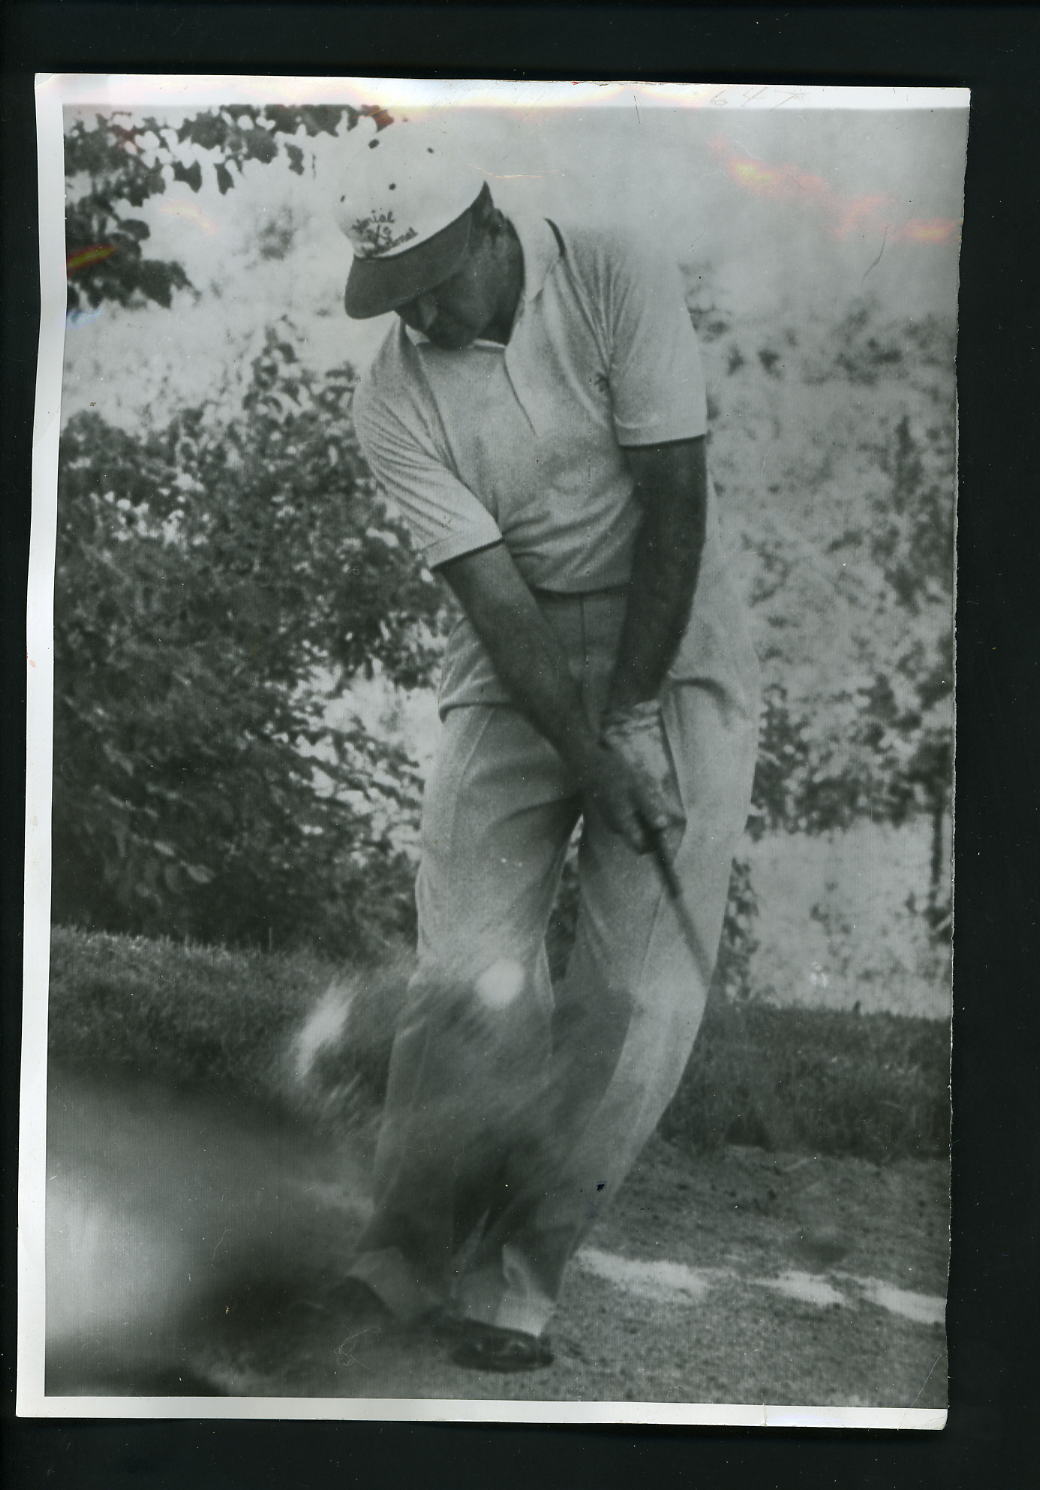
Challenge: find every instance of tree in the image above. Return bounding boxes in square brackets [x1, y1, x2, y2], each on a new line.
[56, 102, 460, 955]
[710, 300, 955, 937]
[53, 327, 445, 955]
[64, 102, 392, 310]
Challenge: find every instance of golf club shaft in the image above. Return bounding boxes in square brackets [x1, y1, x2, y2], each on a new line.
[647, 827, 712, 985]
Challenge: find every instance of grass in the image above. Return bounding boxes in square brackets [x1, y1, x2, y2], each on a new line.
[662, 996, 950, 1162]
[47, 927, 336, 1111]
[47, 925, 950, 1162]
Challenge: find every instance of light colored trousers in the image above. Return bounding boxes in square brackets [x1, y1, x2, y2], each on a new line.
[350, 584, 759, 1336]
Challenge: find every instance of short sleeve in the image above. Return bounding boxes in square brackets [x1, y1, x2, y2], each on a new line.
[353, 376, 503, 570]
[603, 234, 708, 448]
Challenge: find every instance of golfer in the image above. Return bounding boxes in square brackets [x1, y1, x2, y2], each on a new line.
[334, 120, 760, 1371]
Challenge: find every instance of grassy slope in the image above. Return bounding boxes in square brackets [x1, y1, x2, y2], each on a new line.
[48, 925, 949, 1161]
[48, 927, 334, 1112]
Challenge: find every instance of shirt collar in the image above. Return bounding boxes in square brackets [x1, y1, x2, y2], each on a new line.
[402, 212, 561, 348]
[513, 211, 561, 307]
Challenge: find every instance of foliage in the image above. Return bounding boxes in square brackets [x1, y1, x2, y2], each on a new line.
[53, 327, 443, 955]
[64, 102, 392, 310]
[706, 300, 955, 934]
[712, 856, 760, 1004]
[807, 867, 949, 1009]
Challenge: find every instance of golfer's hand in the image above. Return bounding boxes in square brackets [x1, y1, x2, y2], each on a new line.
[578, 744, 680, 855]
[599, 702, 686, 856]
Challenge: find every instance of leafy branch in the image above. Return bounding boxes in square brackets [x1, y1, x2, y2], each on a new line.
[65, 103, 393, 309]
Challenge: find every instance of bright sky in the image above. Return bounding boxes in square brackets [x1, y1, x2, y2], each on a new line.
[427, 102, 968, 319]
[60, 92, 968, 423]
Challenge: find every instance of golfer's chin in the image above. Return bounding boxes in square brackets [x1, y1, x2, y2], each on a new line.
[424, 320, 482, 351]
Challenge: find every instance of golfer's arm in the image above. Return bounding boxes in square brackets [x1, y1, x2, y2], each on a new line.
[607, 437, 707, 713]
[435, 543, 603, 780]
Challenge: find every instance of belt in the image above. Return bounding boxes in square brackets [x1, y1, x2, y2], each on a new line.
[530, 583, 630, 603]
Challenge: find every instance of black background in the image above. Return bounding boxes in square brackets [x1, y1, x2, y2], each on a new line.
[3, 5, 1038, 1487]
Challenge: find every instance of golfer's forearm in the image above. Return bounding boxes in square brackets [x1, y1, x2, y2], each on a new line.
[480, 617, 603, 774]
[608, 440, 706, 713]
[437, 544, 601, 779]
[608, 507, 702, 709]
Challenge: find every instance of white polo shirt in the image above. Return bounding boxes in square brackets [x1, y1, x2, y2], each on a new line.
[352, 214, 717, 594]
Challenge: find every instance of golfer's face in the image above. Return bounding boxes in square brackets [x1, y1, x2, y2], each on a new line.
[395, 238, 503, 349]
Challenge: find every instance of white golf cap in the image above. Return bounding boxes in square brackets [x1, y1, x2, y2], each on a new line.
[335, 118, 489, 319]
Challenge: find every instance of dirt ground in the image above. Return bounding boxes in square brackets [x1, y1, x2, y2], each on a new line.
[43, 1068, 948, 1410]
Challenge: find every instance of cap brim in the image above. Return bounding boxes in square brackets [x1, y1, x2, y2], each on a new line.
[344, 201, 476, 320]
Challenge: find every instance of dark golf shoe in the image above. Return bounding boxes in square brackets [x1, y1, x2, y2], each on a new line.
[449, 1320, 554, 1373]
